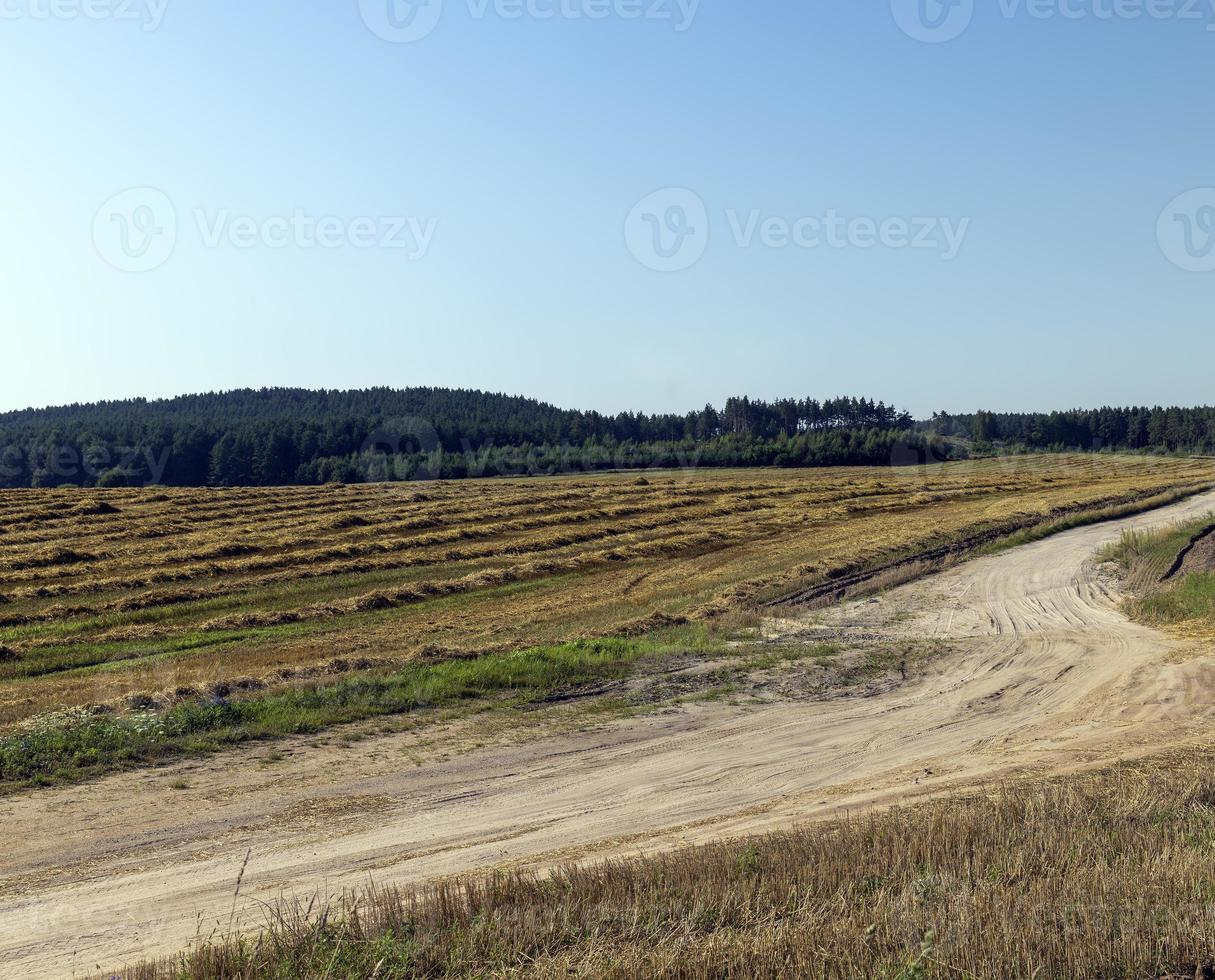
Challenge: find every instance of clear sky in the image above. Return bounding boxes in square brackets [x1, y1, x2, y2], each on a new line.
[3, 0, 1214, 417]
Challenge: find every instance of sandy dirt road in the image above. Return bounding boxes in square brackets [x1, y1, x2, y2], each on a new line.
[4, 490, 1215, 978]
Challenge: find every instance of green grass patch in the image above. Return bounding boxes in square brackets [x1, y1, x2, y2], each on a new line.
[730, 642, 840, 673]
[1130, 572, 1215, 627]
[1101, 514, 1213, 575]
[1100, 512, 1215, 627]
[0, 626, 720, 791]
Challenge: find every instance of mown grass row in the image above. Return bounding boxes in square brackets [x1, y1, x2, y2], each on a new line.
[7, 473, 1214, 790]
[0, 628, 718, 791]
[121, 749, 1215, 979]
[6, 459, 1215, 778]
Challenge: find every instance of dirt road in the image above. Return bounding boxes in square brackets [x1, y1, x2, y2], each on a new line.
[4, 491, 1215, 979]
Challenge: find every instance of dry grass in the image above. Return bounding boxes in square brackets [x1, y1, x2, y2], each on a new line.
[1104, 514, 1215, 636]
[1103, 521, 1210, 592]
[2, 456, 1213, 733]
[119, 745, 1215, 979]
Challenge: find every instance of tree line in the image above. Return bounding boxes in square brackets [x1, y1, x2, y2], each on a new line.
[929, 407, 1215, 454]
[3, 388, 1210, 488]
[0, 388, 935, 487]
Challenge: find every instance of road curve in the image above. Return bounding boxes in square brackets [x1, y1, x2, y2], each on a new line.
[3, 490, 1215, 978]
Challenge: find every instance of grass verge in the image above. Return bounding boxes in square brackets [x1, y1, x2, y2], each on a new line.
[0, 627, 720, 791]
[1134, 572, 1215, 626]
[120, 747, 1215, 979]
[977, 484, 1212, 555]
[765, 482, 1215, 608]
[1102, 513, 1215, 628]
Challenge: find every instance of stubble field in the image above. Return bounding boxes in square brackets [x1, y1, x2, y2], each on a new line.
[1, 455, 1213, 780]
[6, 455, 1215, 977]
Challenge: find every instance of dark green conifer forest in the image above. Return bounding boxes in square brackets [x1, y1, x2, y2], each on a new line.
[0, 387, 1210, 487]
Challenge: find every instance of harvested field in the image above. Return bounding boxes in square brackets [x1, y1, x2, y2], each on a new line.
[8, 474, 1215, 977]
[1, 456, 1213, 737]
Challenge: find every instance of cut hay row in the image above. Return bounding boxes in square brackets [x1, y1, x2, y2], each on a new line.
[2, 456, 1213, 731]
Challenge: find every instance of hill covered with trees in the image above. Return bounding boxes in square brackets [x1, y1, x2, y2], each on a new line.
[0, 388, 941, 487]
[1, 388, 1210, 488]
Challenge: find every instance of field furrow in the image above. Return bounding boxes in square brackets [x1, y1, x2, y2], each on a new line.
[2, 456, 1213, 735]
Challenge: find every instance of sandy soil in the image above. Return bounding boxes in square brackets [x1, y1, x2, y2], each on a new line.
[4, 490, 1215, 979]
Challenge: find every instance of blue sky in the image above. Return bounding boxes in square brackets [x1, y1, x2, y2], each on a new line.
[2, 0, 1213, 417]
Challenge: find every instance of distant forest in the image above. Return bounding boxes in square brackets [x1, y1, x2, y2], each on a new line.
[931, 407, 1215, 455]
[0, 387, 1209, 487]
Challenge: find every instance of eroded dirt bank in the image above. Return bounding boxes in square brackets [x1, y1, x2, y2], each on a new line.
[4, 490, 1215, 979]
